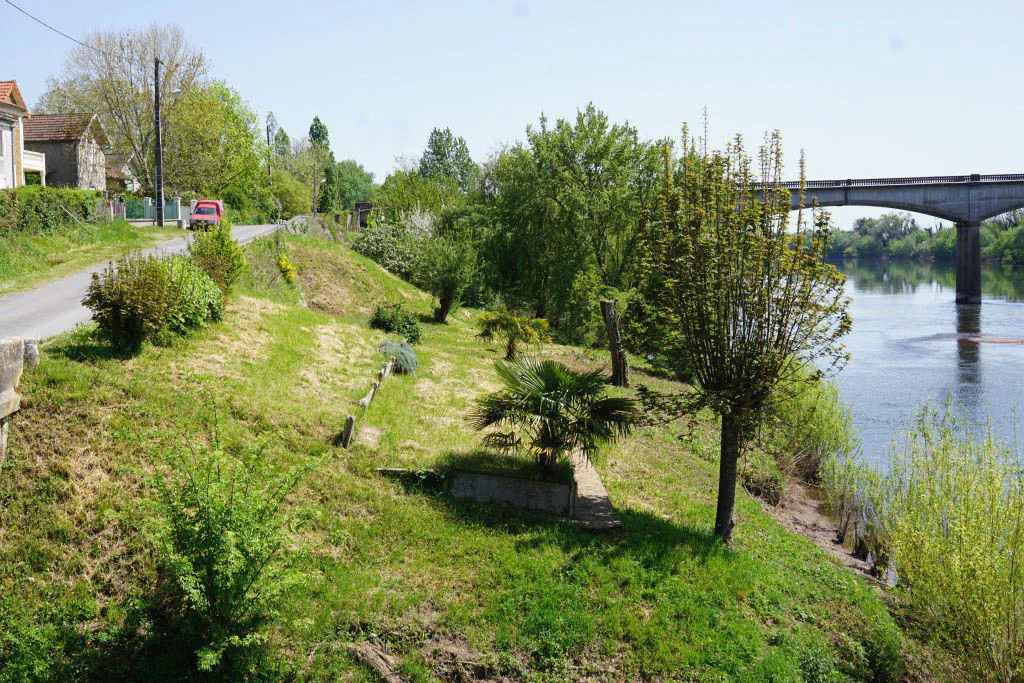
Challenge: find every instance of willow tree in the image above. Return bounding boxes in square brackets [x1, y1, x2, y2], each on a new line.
[636, 129, 851, 541]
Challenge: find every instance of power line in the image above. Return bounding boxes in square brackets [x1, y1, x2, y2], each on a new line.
[2, 0, 132, 63]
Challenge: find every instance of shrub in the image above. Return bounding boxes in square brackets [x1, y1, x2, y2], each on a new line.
[765, 372, 859, 483]
[352, 211, 433, 279]
[277, 253, 296, 283]
[188, 224, 247, 292]
[369, 302, 421, 344]
[476, 309, 549, 359]
[863, 404, 1024, 679]
[83, 254, 222, 348]
[468, 358, 635, 473]
[150, 444, 309, 672]
[379, 339, 418, 374]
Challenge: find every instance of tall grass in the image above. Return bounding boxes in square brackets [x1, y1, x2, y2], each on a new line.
[825, 403, 1024, 681]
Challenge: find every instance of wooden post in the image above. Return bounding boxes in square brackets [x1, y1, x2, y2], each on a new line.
[340, 415, 355, 448]
[599, 300, 628, 387]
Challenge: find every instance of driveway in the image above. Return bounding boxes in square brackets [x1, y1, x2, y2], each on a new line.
[0, 224, 281, 341]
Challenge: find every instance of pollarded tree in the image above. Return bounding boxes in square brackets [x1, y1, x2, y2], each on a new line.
[414, 236, 477, 323]
[636, 129, 851, 542]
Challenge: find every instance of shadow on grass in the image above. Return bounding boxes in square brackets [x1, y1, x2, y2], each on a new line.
[45, 325, 138, 363]
[379, 452, 724, 570]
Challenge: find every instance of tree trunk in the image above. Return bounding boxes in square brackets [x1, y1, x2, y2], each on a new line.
[434, 292, 454, 324]
[599, 299, 628, 387]
[714, 412, 742, 542]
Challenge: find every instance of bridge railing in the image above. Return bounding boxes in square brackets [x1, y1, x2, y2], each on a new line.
[770, 173, 1024, 190]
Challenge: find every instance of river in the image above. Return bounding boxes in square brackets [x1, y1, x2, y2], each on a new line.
[833, 259, 1024, 464]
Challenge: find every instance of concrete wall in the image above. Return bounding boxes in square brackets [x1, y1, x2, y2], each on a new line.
[446, 470, 577, 517]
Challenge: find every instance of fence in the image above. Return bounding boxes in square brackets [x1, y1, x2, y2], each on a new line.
[124, 197, 182, 221]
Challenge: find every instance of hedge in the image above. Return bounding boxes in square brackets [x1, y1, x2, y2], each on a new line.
[0, 186, 101, 236]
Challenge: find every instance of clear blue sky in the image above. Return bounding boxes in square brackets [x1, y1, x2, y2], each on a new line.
[3, 0, 1023, 227]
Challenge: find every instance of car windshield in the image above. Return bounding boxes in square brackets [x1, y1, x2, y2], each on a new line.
[195, 207, 216, 215]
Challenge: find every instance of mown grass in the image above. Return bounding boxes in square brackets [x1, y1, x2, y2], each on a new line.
[0, 220, 181, 294]
[0, 234, 907, 681]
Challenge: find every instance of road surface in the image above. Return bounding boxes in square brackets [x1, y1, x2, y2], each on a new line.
[0, 224, 281, 341]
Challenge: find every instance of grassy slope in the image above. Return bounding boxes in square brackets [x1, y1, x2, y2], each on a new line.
[0, 220, 182, 294]
[0, 235, 903, 682]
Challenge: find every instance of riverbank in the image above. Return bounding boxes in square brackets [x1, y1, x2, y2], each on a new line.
[0, 234, 913, 681]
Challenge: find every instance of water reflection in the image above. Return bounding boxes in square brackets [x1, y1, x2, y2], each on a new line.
[955, 304, 981, 393]
[832, 260, 1024, 464]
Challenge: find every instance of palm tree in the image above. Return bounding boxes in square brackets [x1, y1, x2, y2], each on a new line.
[477, 309, 549, 360]
[468, 358, 636, 472]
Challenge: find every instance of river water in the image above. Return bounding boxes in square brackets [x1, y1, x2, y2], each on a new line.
[833, 260, 1024, 464]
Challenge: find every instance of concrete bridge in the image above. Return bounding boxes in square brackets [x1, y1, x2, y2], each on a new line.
[774, 173, 1024, 304]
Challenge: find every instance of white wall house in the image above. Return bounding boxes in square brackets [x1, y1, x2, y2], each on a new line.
[0, 80, 45, 189]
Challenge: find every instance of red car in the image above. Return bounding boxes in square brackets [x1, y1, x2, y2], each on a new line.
[189, 200, 224, 230]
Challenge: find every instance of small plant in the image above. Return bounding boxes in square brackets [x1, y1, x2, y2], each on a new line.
[476, 309, 549, 359]
[150, 443, 310, 673]
[468, 358, 635, 473]
[277, 252, 296, 283]
[188, 223, 247, 293]
[369, 302, 422, 344]
[83, 254, 222, 348]
[378, 339, 418, 374]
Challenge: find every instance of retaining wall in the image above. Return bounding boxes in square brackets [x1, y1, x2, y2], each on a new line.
[446, 470, 577, 517]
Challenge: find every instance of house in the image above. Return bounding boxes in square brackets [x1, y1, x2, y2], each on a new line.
[23, 113, 107, 191]
[0, 80, 45, 189]
[105, 153, 139, 194]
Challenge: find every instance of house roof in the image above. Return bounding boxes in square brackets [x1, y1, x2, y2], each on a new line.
[0, 80, 29, 113]
[23, 113, 109, 147]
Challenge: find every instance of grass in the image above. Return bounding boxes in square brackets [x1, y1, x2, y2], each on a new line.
[0, 234, 911, 681]
[0, 220, 182, 294]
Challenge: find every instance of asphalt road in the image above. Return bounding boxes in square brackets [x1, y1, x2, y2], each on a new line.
[0, 224, 281, 341]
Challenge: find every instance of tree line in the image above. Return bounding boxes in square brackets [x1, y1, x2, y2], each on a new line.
[829, 210, 1024, 263]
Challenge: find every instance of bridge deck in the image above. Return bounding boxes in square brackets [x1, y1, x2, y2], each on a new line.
[774, 172, 1024, 190]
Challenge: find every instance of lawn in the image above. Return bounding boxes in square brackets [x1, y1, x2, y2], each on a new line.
[0, 219, 182, 294]
[0, 234, 906, 681]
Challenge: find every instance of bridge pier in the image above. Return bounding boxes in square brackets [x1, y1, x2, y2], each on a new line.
[955, 222, 982, 304]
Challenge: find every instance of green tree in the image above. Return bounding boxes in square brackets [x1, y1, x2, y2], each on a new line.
[378, 166, 463, 216]
[270, 168, 308, 218]
[414, 236, 477, 323]
[483, 104, 661, 341]
[419, 127, 477, 191]
[469, 358, 635, 473]
[636, 131, 851, 541]
[318, 163, 337, 213]
[163, 81, 265, 209]
[308, 116, 330, 214]
[335, 159, 377, 210]
[273, 128, 291, 159]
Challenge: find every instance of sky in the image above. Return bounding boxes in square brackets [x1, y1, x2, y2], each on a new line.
[3, 0, 1023, 227]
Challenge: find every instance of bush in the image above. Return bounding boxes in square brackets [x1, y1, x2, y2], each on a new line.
[0, 186, 98, 236]
[187, 224, 247, 292]
[369, 302, 421, 344]
[150, 444, 309, 672]
[277, 252, 296, 283]
[765, 372, 859, 483]
[84, 254, 222, 348]
[352, 211, 433, 279]
[863, 404, 1024, 679]
[379, 339, 418, 374]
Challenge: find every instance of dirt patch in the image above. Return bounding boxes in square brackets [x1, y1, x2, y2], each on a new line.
[764, 482, 874, 580]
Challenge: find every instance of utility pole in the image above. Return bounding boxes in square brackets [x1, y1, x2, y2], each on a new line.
[266, 122, 273, 186]
[154, 57, 164, 228]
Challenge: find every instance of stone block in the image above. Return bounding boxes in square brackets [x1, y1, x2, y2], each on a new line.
[446, 470, 577, 517]
[0, 338, 25, 421]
